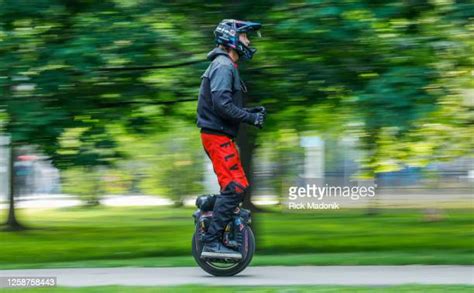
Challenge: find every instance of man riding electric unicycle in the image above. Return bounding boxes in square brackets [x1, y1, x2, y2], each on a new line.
[192, 19, 265, 276]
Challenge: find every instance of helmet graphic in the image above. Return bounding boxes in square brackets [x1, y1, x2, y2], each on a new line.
[214, 19, 262, 60]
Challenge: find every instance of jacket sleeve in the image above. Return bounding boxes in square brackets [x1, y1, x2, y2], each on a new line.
[209, 64, 255, 124]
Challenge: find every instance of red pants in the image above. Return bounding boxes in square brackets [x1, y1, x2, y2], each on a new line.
[201, 132, 249, 194]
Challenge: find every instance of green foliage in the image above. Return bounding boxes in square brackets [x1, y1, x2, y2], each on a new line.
[61, 167, 103, 204]
[0, 0, 472, 179]
[136, 134, 204, 202]
[62, 166, 133, 200]
[115, 118, 204, 201]
[0, 109, 7, 132]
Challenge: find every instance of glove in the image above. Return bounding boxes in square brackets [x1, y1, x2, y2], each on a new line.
[246, 106, 266, 116]
[253, 112, 265, 129]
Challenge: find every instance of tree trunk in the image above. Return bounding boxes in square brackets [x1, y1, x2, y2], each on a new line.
[236, 124, 264, 245]
[362, 129, 380, 216]
[4, 142, 26, 231]
[236, 124, 262, 212]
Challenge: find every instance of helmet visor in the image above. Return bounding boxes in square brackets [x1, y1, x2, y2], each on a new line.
[235, 21, 262, 35]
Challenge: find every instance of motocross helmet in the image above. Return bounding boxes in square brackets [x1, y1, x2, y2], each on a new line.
[214, 19, 262, 60]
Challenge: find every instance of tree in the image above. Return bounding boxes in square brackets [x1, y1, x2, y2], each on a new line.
[0, 1, 195, 227]
[1, 0, 471, 229]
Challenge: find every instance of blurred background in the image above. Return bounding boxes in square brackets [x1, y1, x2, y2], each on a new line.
[0, 0, 472, 269]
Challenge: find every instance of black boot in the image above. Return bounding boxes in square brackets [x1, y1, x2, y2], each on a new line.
[202, 186, 244, 244]
[201, 241, 242, 259]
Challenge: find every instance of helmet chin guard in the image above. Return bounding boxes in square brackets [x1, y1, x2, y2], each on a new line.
[214, 19, 262, 60]
[236, 43, 257, 60]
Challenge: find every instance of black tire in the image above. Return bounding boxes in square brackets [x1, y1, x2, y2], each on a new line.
[192, 224, 255, 277]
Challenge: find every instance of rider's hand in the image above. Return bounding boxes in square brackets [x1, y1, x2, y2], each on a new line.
[246, 106, 266, 115]
[253, 112, 265, 129]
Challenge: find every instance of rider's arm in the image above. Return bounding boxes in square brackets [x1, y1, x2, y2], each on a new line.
[210, 64, 256, 124]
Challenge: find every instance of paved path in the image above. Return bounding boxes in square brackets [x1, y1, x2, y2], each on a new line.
[1, 266, 473, 287]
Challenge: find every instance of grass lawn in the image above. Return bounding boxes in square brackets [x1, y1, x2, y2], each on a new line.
[1, 251, 473, 270]
[3, 285, 474, 292]
[1, 206, 472, 268]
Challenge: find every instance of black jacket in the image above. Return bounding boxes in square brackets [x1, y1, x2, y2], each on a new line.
[196, 47, 255, 138]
